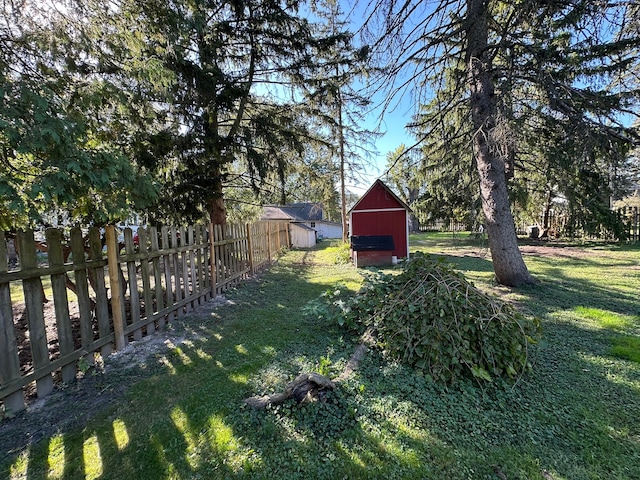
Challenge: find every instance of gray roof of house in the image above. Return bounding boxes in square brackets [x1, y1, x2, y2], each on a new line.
[261, 203, 324, 222]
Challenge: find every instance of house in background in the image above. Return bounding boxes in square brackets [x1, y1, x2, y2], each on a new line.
[349, 179, 411, 267]
[260, 203, 343, 248]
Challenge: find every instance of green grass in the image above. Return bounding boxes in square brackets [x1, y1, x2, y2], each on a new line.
[611, 336, 640, 363]
[3, 235, 640, 479]
[573, 307, 637, 331]
[9, 277, 53, 304]
[315, 240, 351, 265]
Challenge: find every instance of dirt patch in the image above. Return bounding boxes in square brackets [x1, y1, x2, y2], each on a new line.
[519, 243, 610, 260]
[445, 241, 622, 262]
[0, 295, 234, 461]
[11, 301, 86, 400]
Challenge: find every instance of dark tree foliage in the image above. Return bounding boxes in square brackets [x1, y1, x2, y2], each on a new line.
[383, 145, 427, 231]
[2, 0, 359, 228]
[0, 2, 158, 229]
[112, 0, 355, 225]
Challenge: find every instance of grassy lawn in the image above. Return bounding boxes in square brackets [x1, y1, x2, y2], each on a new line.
[2, 234, 640, 479]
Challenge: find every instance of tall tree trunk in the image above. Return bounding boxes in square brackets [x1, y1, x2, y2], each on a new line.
[209, 167, 227, 226]
[337, 79, 349, 243]
[542, 188, 553, 230]
[466, 0, 535, 287]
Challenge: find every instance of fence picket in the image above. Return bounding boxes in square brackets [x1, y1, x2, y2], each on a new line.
[0, 231, 26, 413]
[188, 226, 197, 309]
[1, 221, 289, 409]
[106, 226, 126, 351]
[236, 225, 244, 281]
[267, 222, 272, 263]
[195, 226, 205, 303]
[172, 227, 183, 315]
[70, 228, 96, 363]
[45, 228, 75, 384]
[162, 227, 175, 323]
[230, 225, 237, 285]
[88, 227, 111, 357]
[213, 225, 222, 294]
[18, 230, 54, 398]
[124, 228, 142, 341]
[180, 227, 192, 313]
[150, 227, 166, 330]
[208, 223, 216, 295]
[138, 228, 155, 335]
[246, 224, 254, 274]
[225, 225, 233, 286]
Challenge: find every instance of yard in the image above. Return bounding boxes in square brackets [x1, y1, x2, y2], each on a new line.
[2, 233, 640, 479]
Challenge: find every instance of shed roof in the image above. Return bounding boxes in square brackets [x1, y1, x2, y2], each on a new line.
[291, 222, 316, 231]
[349, 179, 412, 213]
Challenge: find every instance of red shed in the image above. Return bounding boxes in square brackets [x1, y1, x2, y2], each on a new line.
[349, 179, 411, 265]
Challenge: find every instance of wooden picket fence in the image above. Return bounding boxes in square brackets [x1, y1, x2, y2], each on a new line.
[0, 221, 289, 415]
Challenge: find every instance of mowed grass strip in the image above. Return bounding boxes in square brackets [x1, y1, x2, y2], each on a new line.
[3, 236, 640, 480]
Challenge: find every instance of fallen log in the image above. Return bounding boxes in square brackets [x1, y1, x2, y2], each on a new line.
[244, 329, 374, 409]
[244, 372, 336, 409]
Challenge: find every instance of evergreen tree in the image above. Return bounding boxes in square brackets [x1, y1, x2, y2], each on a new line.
[383, 144, 427, 231]
[29, 0, 354, 227]
[302, 0, 378, 241]
[121, 0, 357, 225]
[410, 81, 481, 230]
[365, 0, 640, 286]
[0, 1, 157, 229]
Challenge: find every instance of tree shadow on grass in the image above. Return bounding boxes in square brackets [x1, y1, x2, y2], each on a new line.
[0, 252, 379, 479]
[517, 269, 639, 319]
[3, 246, 640, 479]
[435, 242, 639, 320]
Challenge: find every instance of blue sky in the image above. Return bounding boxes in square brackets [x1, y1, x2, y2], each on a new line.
[341, 0, 424, 193]
[347, 97, 415, 193]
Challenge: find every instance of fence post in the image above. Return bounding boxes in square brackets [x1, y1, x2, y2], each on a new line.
[0, 231, 26, 413]
[106, 226, 126, 351]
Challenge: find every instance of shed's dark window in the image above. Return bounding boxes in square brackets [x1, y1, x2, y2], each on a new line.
[350, 235, 395, 251]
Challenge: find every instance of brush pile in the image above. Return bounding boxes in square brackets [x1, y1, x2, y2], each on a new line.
[311, 253, 541, 384]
